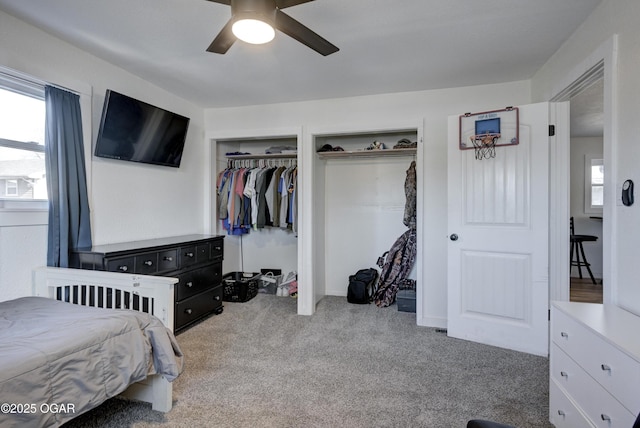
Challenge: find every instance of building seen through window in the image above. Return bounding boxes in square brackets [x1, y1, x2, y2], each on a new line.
[0, 86, 47, 201]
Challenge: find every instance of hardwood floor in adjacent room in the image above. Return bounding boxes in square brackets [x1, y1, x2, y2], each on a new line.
[570, 277, 603, 303]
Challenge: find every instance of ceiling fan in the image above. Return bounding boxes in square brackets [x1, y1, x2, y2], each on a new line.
[205, 0, 339, 56]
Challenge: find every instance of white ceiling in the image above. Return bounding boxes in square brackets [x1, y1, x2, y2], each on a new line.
[0, 0, 602, 109]
[570, 78, 604, 138]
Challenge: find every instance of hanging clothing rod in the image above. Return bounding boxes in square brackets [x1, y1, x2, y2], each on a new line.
[226, 157, 297, 169]
[225, 153, 297, 160]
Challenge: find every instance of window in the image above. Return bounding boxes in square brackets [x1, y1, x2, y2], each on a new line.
[0, 73, 47, 206]
[6, 179, 18, 196]
[584, 156, 603, 213]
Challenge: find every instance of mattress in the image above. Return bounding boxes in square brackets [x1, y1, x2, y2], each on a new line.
[0, 296, 184, 427]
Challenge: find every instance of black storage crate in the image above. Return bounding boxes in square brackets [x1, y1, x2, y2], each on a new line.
[222, 272, 260, 302]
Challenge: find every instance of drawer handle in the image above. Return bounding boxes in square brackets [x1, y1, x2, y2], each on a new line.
[186, 281, 193, 288]
[214, 296, 220, 301]
[185, 308, 192, 315]
[118, 265, 128, 272]
[560, 332, 569, 338]
[163, 256, 173, 262]
[214, 246, 222, 251]
[560, 371, 568, 378]
[185, 252, 194, 258]
[601, 414, 611, 422]
[557, 410, 565, 417]
[601, 364, 611, 372]
[143, 260, 153, 266]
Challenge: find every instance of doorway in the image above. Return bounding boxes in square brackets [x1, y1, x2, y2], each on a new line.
[549, 35, 617, 305]
[568, 78, 604, 303]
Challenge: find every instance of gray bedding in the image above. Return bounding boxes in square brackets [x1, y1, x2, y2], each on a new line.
[0, 296, 184, 427]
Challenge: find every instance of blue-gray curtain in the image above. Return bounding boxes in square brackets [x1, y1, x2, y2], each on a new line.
[45, 85, 92, 267]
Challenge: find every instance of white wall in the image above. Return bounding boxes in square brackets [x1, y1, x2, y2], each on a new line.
[570, 137, 603, 278]
[0, 10, 206, 298]
[204, 81, 531, 327]
[532, 0, 640, 315]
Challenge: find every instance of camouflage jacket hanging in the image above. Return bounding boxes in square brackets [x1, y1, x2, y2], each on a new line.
[374, 228, 417, 307]
[403, 160, 417, 230]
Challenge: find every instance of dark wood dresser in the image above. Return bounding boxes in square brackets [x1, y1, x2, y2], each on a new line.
[70, 234, 225, 332]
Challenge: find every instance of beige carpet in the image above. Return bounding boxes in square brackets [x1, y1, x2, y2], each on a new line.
[64, 294, 552, 428]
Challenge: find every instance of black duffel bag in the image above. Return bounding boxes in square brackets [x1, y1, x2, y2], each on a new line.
[347, 268, 379, 304]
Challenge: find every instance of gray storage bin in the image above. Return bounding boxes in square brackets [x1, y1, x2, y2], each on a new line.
[397, 289, 416, 313]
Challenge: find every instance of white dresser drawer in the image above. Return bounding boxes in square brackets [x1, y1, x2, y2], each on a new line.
[552, 307, 640, 414]
[551, 343, 636, 427]
[549, 378, 594, 428]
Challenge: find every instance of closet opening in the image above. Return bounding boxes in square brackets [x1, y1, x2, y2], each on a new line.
[212, 134, 301, 311]
[310, 127, 421, 316]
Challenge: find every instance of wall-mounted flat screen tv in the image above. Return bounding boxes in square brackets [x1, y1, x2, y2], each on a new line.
[94, 90, 190, 168]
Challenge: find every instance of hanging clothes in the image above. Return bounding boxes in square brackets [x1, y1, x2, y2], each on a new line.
[243, 168, 258, 227]
[217, 159, 297, 235]
[375, 159, 418, 307]
[269, 166, 286, 227]
[256, 167, 276, 229]
[290, 167, 298, 233]
[374, 228, 417, 307]
[403, 160, 417, 230]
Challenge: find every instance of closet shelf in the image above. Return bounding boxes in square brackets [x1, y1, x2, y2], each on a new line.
[316, 148, 416, 159]
[225, 153, 297, 160]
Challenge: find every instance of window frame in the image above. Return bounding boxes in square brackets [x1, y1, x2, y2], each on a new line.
[0, 70, 48, 220]
[0, 67, 91, 228]
[5, 179, 18, 196]
[584, 155, 604, 214]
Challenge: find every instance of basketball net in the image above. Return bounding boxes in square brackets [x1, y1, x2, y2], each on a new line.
[470, 134, 497, 160]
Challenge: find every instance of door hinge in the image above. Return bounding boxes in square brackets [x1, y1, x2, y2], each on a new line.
[549, 125, 556, 136]
[548, 309, 551, 321]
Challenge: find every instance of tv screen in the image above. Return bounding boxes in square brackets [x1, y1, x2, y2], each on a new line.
[94, 90, 190, 168]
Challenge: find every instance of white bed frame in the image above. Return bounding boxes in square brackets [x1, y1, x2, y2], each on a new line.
[32, 266, 179, 412]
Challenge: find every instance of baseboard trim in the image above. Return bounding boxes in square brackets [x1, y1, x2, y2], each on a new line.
[418, 315, 447, 329]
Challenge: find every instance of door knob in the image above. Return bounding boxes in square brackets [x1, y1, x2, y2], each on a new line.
[450, 234, 459, 241]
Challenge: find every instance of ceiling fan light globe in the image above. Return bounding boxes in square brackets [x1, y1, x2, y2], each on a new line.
[232, 19, 275, 45]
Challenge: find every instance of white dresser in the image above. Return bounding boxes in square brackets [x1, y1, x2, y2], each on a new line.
[550, 301, 640, 427]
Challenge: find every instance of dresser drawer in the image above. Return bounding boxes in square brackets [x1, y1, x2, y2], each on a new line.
[180, 245, 197, 268]
[175, 286, 223, 330]
[158, 249, 178, 272]
[551, 343, 636, 427]
[175, 262, 223, 301]
[135, 251, 158, 275]
[211, 239, 223, 260]
[106, 256, 135, 273]
[550, 378, 595, 428]
[196, 243, 210, 264]
[552, 308, 640, 413]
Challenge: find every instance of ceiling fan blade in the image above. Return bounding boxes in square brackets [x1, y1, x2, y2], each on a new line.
[203, 0, 231, 5]
[276, 0, 315, 9]
[206, 18, 236, 54]
[274, 9, 338, 56]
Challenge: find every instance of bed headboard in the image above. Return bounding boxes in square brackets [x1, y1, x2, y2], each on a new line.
[32, 267, 178, 332]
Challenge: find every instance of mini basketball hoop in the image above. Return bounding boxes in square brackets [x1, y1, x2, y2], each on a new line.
[459, 107, 519, 160]
[470, 133, 497, 160]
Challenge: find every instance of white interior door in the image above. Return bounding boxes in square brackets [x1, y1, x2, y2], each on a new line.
[447, 102, 550, 356]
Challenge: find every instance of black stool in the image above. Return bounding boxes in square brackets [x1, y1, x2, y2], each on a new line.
[570, 217, 598, 284]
